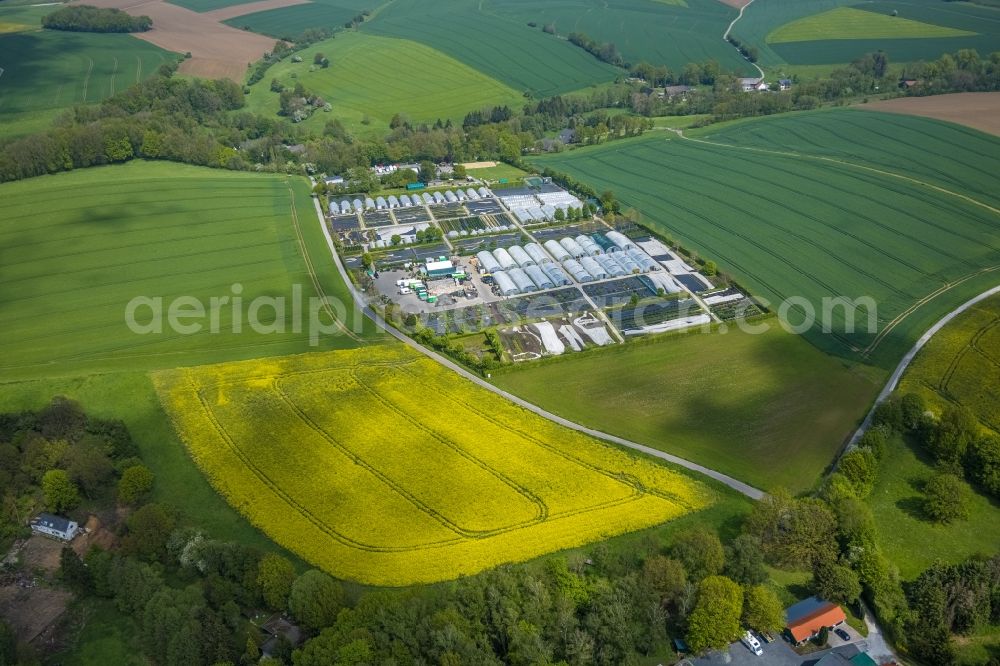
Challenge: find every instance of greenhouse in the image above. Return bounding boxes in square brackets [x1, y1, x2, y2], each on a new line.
[422, 193, 435, 204]
[508, 245, 534, 267]
[508, 267, 537, 293]
[399, 194, 412, 207]
[524, 264, 554, 290]
[433, 192, 446, 203]
[476, 251, 502, 274]
[375, 196, 387, 209]
[466, 188, 480, 200]
[340, 200, 352, 214]
[575, 235, 603, 256]
[563, 259, 594, 283]
[559, 237, 587, 258]
[387, 195, 400, 208]
[365, 197, 376, 210]
[613, 252, 641, 274]
[492, 248, 519, 271]
[627, 248, 659, 272]
[477, 187, 491, 198]
[580, 256, 608, 280]
[455, 189, 468, 201]
[543, 240, 571, 262]
[543, 263, 572, 286]
[492, 270, 519, 296]
[524, 243, 550, 264]
[595, 253, 626, 278]
[352, 198, 364, 211]
[605, 230, 635, 251]
[444, 190, 458, 202]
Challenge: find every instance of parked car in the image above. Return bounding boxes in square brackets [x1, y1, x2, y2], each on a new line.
[835, 627, 851, 641]
[741, 630, 763, 656]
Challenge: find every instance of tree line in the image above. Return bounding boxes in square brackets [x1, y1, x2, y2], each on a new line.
[42, 5, 151, 33]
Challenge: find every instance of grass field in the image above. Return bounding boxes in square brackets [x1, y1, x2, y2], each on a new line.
[532, 110, 1000, 366]
[897, 293, 1000, 433]
[0, 31, 176, 139]
[767, 6, 975, 43]
[465, 162, 531, 182]
[244, 32, 525, 135]
[734, 0, 1000, 67]
[360, 0, 619, 97]
[870, 434, 1000, 580]
[154, 344, 716, 585]
[224, 2, 360, 39]
[479, 0, 751, 75]
[0, 161, 374, 380]
[494, 324, 882, 493]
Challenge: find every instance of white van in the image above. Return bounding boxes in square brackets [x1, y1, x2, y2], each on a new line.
[741, 630, 763, 656]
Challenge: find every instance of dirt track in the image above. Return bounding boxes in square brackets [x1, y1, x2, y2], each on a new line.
[75, 0, 276, 81]
[205, 0, 309, 20]
[861, 92, 1000, 137]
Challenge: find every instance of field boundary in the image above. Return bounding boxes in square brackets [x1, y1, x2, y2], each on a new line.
[846, 283, 1000, 449]
[309, 186, 765, 500]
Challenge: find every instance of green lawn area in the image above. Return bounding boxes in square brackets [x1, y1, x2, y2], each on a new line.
[0, 161, 374, 380]
[651, 114, 712, 129]
[870, 434, 1000, 580]
[767, 6, 975, 43]
[465, 162, 531, 182]
[244, 31, 525, 136]
[494, 324, 883, 493]
[0, 30, 176, 140]
[533, 110, 1000, 367]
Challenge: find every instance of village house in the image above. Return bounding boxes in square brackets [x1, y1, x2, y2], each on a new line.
[30, 513, 79, 541]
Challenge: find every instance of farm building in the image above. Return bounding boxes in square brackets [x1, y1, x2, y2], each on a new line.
[524, 243, 550, 264]
[543, 263, 572, 286]
[580, 256, 608, 280]
[477, 187, 491, 198]
[492, 270, 519, 296]
[424, 258, 455, 278]
[563, 259, 594, 283]
[376, 196, 388, 209]
[576, 235, 603, 256]
[476, 251, 503, 274]
[388, 195, 400, 208]
[543, 240, 572, 262]
[466, 188, 479, 199]
[508, 267, 537, 292]
[365, 197, 376, 210]
[612, 252, 641, 274]
[627, 248, 659, 272]
[605, 231, 635, 251]
[422, 192, 434, 204]
[30, 513, 79, 541]
[595, 253, 626, 277]
[524, 264, 554, 290]
[508, 245, 534, 267]
[740, 77, 768, 91]
[492, 248, 519, 271]
[786, 597, 847, 645]
[433, 191, 446, 204]
[444, 190, 458, 203]
[399, 194, 412, 207]
[559, 237, 587, 259]
[352, 198, 364, 211]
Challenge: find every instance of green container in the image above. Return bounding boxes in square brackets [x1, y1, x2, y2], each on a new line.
[406, 182, 426, 190]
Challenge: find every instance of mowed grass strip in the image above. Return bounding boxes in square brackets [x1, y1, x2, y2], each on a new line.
[0, 161, 370, 380]
[0, 31, 175, 139]
[494, 326, 883, 493]
[244, 31, 525, 135]
[154, 345, 714, 585]
[767, 6, 975, 43]
[532, 112, 1000, 364]
[361, 0, 619, 97]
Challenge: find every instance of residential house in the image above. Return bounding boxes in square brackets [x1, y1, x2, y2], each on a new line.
[30, 513, 79, 541]
[786, 596, 847, 645]
[779, 78, 792, 90]
[740, 77, 768, 92]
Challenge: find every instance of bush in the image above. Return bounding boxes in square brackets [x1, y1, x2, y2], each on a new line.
[838, 448, 878, 497]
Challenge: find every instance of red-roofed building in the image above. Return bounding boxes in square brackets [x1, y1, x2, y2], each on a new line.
[785, 596, 847, 644]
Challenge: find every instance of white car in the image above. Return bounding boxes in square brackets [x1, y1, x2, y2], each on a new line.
[741, 630, 763, 656]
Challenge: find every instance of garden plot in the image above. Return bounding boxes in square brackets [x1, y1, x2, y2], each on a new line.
[499, 313, 614, 361]
[393, 206, 433, 225]
[673, 273, 714, 293]
[610, 298, 710, 335]
[361, 210, 395, 227]
[583, 276, 660, 308]
[430, 202, 468, 219]
[703, 287, 764, 321]
[466, 199, 505, 215]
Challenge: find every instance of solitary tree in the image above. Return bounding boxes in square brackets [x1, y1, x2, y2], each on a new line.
[924, 473, 971, 524]
[42, 469, 79, 513]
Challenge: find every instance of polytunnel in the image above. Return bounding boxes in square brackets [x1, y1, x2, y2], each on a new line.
[605, 230, 635, 251]
[433, 191, 446, 203]
[595, 253, 626, 278]
[340, 200, 352, 214]
[477, 187, 491, 197]
[454, 189, 467, 200]
[508, 245, 534, 267]
[543, 263, 572, 286]
[466, 188, 479, 200]
[613, 252, 641, 274]
[365, 197, 376, 210]
[492, 248, 519, 271]
[352, 198, 364, 211]
[575, 235, 603, 256]
[563, 259, 594, 283]
[476, 251, 502, 274]
[399, 194, 412, 207]
[559, 237, 587, 258]
[543, 240, 571, 262]
[444, 190, 457, 202]
[387, 196, 400, 208]
[580, 256, 608, 280]
[524, 264, 554, 290]
[508, 267, 537, 292]
[524, 242, 550, 264]
[627, 248, 658, 272]
[492, 271, 519, 296]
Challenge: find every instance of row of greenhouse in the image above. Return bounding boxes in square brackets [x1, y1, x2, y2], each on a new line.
[329, 187, 492, 214]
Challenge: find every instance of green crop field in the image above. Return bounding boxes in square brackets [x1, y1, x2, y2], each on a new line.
[360, 0, 619, 97]
[0, 30, 176, 139]
[0, 161, 374, 381]
[767, 6, 975, 43]
[477, 0, 751, 75]
[494, 325, 883, 493]
[531, 110, 1000, 367]
[244, 32, 525, 135]
[224, 2, 360, 39]
[897, 293, 1000, 433]
[734, 0, 1000, 68]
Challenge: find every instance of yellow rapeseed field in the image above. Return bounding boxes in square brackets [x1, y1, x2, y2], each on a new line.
[154, 345, 714, 586]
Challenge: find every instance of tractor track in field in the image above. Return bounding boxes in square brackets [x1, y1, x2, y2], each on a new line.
[308, 182, 765, 501]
